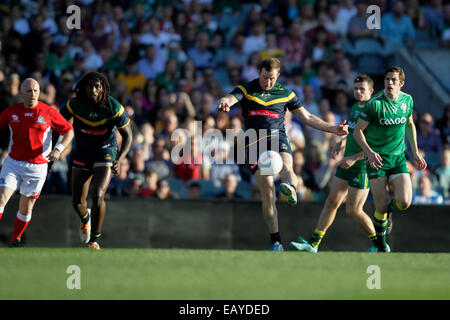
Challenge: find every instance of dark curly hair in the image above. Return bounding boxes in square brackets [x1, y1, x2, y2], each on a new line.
[74, 71, 111, 105]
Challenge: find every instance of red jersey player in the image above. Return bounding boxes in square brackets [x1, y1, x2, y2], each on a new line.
[0, 78, 74, 247]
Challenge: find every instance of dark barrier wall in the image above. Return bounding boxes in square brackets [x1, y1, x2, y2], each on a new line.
[0, 195, 448, 252]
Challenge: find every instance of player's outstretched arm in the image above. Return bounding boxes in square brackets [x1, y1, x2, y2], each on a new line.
[405, 115, 427, 170]
[217, 94, 238, 113]
[353, 118, 382, 170]
[112, 124, 133, 176]
[292, 107, 348, 135]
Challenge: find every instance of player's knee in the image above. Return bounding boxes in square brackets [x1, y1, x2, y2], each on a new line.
[396, 198, 411, 211]
[92, 190, 106, 205]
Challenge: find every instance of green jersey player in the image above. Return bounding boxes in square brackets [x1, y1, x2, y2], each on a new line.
[291, 75, 379, 253]
[353, 67, 427, 252]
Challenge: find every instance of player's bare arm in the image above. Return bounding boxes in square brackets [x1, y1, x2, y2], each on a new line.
[338, 151, 365, 169]
[292, 107, 349, 136]
[331, 136, 347, 159]
[353, 118, 383, 170]
[112, 123, 133, 176]
[47, 129, 74, 162]
[405, 115, 427, 170]
[217, 94, 238, 113]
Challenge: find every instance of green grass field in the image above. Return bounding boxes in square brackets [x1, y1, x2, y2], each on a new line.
[0, 248, 448, 300]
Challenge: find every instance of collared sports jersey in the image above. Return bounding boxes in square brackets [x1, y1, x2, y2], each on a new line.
[0, 102, 73, 164]
[358, 90, 413, 156]
[230, 79, 303, 131]
[343, 102, 370, 170]
[61, 95, 130, 152]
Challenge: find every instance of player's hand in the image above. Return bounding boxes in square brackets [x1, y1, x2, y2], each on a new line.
[217, 99, 231, 112]
[334, 120, 349, 136]
[47, 149, 61, 162]
[331, 140, 344, 160]
[338, 156, 357, 169]
[367, 151, 383, 170]
[112, 160, 120, 176]
[413, 153, 427, 171]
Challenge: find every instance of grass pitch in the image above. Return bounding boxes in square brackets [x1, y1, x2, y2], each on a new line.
[0, 248, 448, 300]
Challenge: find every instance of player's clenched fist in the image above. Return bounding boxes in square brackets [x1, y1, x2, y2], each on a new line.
[217, 95, 237, 113]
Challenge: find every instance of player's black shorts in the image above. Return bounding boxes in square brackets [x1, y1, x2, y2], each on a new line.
[244, 129, 291, 175]
[72, 146, 117, 171]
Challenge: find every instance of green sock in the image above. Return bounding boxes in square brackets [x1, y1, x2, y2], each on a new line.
[368, 233, 378, 247]
[387, 199, 402, 214]
[373, 212, 388, 249]
[309, 229, 325, 249]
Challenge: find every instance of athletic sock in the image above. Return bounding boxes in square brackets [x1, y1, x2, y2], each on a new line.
[368, 233, 378, 247]
[309, 229, 325, 249]
[11, 211, 32, 241]
[387, 199, 402, 214]
[373, 211, 388, 249]
[0, 206, 4, 221]
[270, 232, 281, 245]
[80, 211, 90, 224]
[90, 232, 102, 243]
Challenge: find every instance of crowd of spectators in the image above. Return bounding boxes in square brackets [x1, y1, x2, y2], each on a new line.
[0, 0, 448, 204]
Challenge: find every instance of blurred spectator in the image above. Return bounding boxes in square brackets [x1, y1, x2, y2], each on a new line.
[216, 173, 242, 199]
[0, 73, 21, 107]
[434, 149, 450, 199]
[187, 32, 215, 70]
[45, 35, 73, 78]
[188, 181, 202, 199]
[416, 112, 443, 170]
[259, 32, 285, 61]
[380, 0, 416, 50]
[129, 178, 144, 198]
[138, 44, 167, 80]
[279, 20, 305, 72]
[437, 3, 450, 48]
[337, 0, 357, 27]
[422, 0, 444, 34]
[108, 157, 132, 197]
[436, 104, 450, 147]
[175, 137, 209, 182]
[129, 146, 147, 183]
[209, 140, 241, 187]
[139, 170, 158, 198]
[155, 179, 175, 200]
[147, 136, 172, 180]
[285, 110, 306, 150]
[155, 58, 179, 92]
[326, 2, 349, 39]
[332, 90, 350, 124]
[116, 57, 147, 94]
[81, 39, 104, 71]
[225, 33, 249, 69]
[242, 52, 260, 82]
[348, 0, 382, 42]
[405, 0, 427, 30]
[243, 22, 267, 56]
[286, 67, 304, 101]
[413, 174, 444, 204]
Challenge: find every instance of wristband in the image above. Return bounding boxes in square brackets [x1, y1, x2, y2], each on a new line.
[54, 143, 65, 153]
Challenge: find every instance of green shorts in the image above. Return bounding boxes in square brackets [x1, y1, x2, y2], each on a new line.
[366, 153, 409, 180]
[335, 165, 370, 189]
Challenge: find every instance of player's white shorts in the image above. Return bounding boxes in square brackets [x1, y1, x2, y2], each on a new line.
[0, 156, 48, 198]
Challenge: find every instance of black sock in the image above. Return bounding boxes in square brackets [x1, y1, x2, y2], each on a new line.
[80, 211, 90, 224]
[90, 232, 101, 243]
[270, 232, 281, 245]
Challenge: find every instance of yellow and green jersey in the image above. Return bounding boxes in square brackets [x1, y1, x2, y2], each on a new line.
[230, 79, 303, 131]
[358, 90, 413, 156]
[61, 95, 130, 153]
